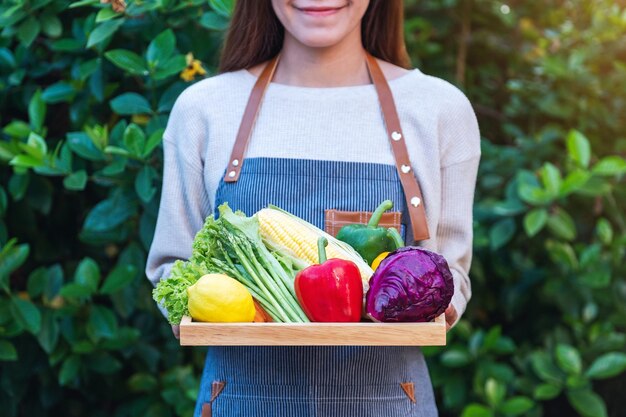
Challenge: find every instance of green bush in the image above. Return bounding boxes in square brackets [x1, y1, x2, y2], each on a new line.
[1, 0, 625, 416]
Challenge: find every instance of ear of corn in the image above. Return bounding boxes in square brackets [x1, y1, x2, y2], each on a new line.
[256, 205, 372, 291]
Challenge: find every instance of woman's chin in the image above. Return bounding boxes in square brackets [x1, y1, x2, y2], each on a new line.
[291, 30, 351, 49]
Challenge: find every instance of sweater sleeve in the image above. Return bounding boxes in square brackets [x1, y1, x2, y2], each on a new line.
[435, 87, 481, 326]
[437, 156, 480, 326]
[145, 89, 211, 295]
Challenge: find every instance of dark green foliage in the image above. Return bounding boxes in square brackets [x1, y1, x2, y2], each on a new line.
[1, 0, 625, 416]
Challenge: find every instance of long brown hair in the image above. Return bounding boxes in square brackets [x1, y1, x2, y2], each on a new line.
[219, 0, 410, 73]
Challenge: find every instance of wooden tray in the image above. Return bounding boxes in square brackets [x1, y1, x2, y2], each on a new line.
[179, 314, 446, 346]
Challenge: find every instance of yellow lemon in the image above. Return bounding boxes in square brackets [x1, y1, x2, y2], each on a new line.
[187, 274, 255, 322]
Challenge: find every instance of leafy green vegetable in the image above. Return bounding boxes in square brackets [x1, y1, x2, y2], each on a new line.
[152, 203, 309, 324]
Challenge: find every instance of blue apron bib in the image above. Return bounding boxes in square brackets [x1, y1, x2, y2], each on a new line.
[193, 157, 438, 417]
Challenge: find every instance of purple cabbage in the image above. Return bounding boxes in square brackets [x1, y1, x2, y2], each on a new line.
[366, 247, 454, 322]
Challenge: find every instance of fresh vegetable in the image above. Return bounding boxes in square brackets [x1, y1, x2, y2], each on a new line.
[370, 227, 404, 270]
[336, 200, 405, 265]
[187, 274, 256, 322]
[295, 237, 363, 322]
[365, 246, 454, 322]
[153, 203, 309, 324]
[257, 205, 373, 290]
[371, 252, 389, 271]
[152, 260, 209, 325]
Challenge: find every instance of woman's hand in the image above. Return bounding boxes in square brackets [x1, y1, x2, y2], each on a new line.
[172, 325, 180, 339]
[445, 304, 458, 332]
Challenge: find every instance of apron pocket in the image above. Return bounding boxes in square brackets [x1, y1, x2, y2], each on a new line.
[324, 209, 403, 238]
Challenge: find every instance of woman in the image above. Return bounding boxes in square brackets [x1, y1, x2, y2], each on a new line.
[146, 0, 480, 416]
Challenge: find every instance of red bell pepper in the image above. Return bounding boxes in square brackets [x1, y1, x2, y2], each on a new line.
[294, 237, 363, 322]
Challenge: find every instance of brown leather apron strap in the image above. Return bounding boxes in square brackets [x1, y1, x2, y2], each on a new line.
[223, 52, 430, 242]
[364, 53, 430, 241]
[223, 54, 280, 183]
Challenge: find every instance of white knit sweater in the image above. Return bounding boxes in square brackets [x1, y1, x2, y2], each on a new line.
[146, 67, 481, 323]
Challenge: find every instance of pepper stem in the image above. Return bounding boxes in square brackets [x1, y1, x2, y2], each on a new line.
[368, 200, 394, 228]
[388, 227, 405, 249]
[317, 237, 328, 264]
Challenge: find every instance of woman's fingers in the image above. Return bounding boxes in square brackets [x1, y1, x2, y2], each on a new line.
[445, 304, 457, 332]
[172, 325, 180, 339]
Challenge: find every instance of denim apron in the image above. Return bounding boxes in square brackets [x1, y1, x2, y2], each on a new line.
[192, 158, 438, 417]
[193, 54, 438, 417]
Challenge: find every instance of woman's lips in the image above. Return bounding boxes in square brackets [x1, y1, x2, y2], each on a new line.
[296, 5, 346, 17]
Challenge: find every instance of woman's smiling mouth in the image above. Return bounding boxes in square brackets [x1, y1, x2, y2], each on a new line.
[295, 4, 347, 17]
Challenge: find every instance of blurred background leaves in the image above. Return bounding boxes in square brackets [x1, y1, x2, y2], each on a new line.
[0, 0, 625, 416]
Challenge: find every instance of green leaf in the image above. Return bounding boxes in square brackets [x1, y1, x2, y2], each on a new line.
[0, 242, 30, 283]
[539, 162, 562, 196]
[566, 389, 607, 417]
[595, 218, 613, 245]
[50, 38, 83, 52]
[60, 283, 93, 298]
[17, 16, 41, 47]
[104, 146, 131, 157]
[83, 193, 136, 232]
[485, 378, 506, 407]
[209, 0, 234, 17]
[500, 397, 534, 416]
[69, 0, 99, 7]
[531, 352, 564, 383]
[461, 404, 494, 417]
[10, 154, 43, 169]
[567, 130, 591, 168]
[75, 258, 100, 292]
[29, 89, 46, 132]
[40, 13, 62, 37]
[523, 208, 547, 237]
[0, 48, 16, 69]
[586, 353, 626, 379]
[578, 266, 611, 289]
[200, 11, 230, 30]
[67, 132, 105, 161]
[95, 7, 118, 22]
[0, 340, 17, 361]
[3, 120, 31, 138]
[0, 187, 6, 218]
[42, 82, 76, 103]
[560, 170, 591, 196]
[547, 208, 576, 241]
[88, 352, 122, 374]
[8, 173, 29, 200]
[592, 156, 626, 176]
[128, 373, 158, 392]
[105, 49, 148, 75]
[110, 93, 152, 115]
[556, 344, 582, 375]
[10, 297, 41, 334]
[37, 310, 59, 354]
[123, 124, 146, 155]
[153, 55, 187, 80]
[441, 348, 472, 367]
[87, 19, 125, 48]
[489, 218, 516, 250]
[135, 166, 157, 203]
[63, 170, 88, 191]
[143, 129, 163, 157]
[59, 355, 80, 385]
[534, 384, 561, 400]
[27, 267, 47, 297]
[100, 264, 137, 294]
[147, 29, 176, 64]
[87, 305, 118, 339]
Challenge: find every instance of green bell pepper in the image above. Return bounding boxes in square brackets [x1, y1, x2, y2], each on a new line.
[336, 200, 405, 265]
